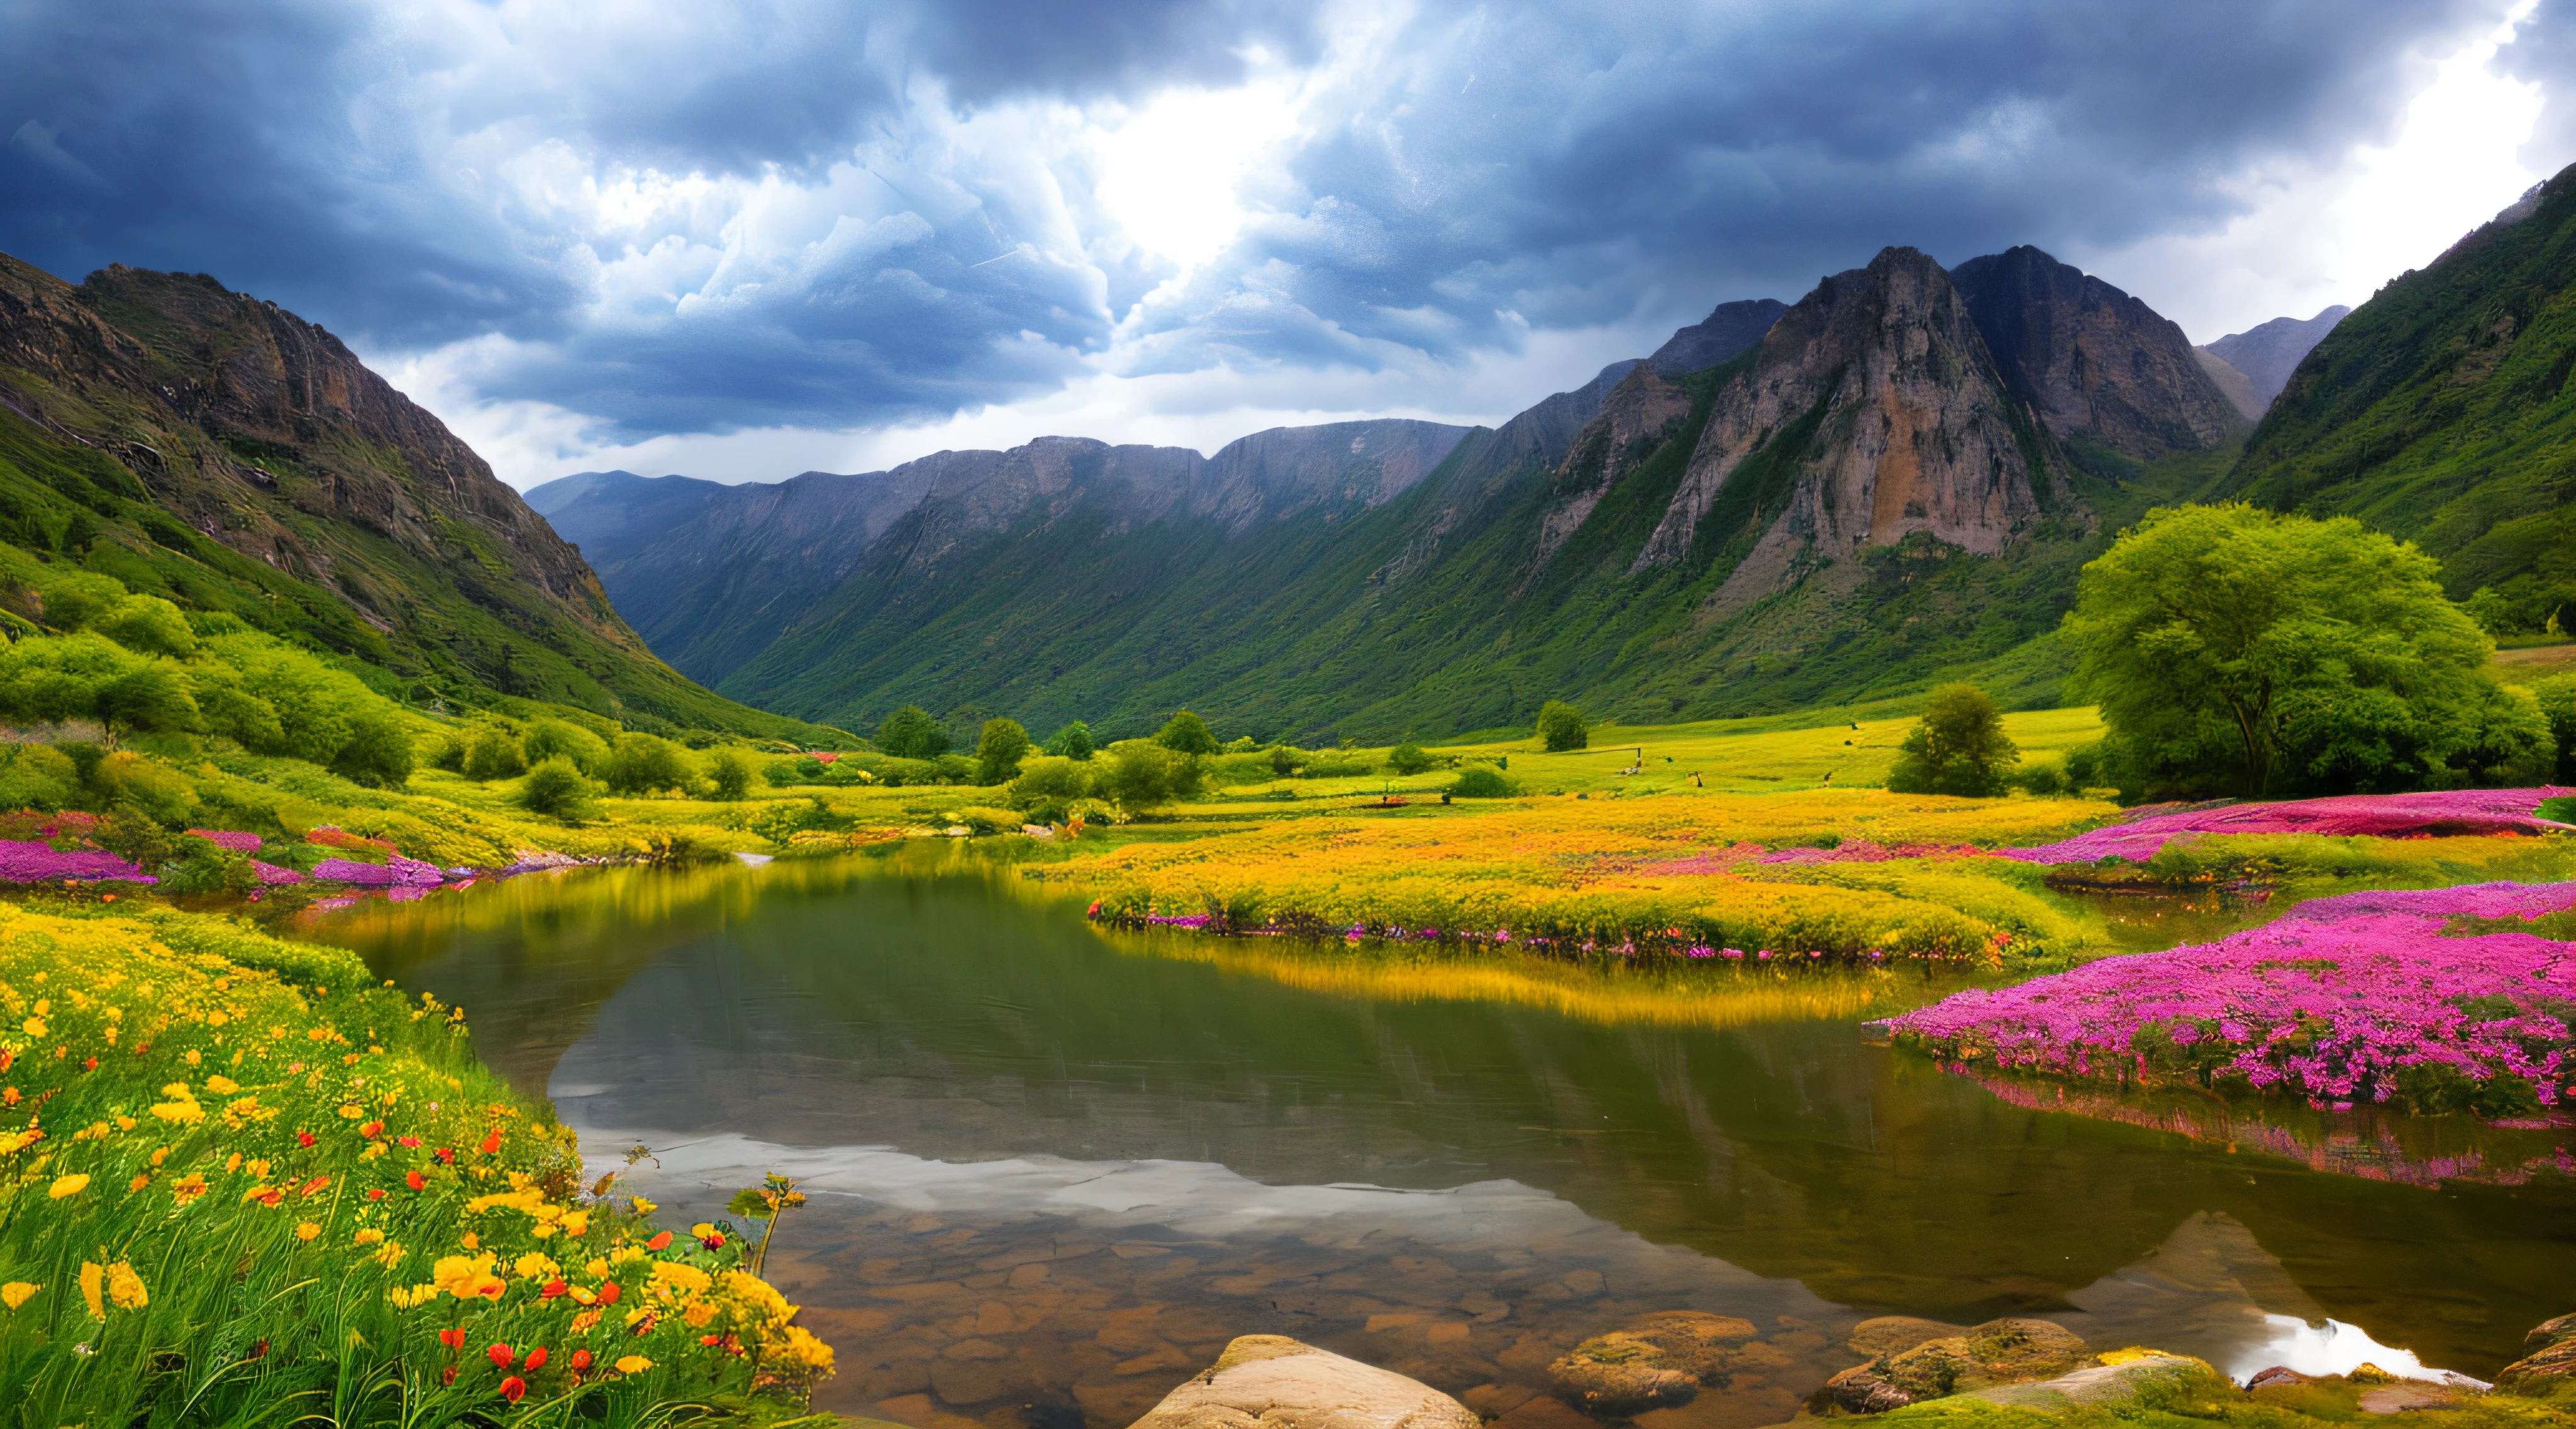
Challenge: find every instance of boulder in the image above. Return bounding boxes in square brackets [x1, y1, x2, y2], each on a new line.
[1127, 1335, 1480, 1429]
[2499, 1311, 2576, 1398]
[1965, 1350, 2216, 1411]
[1816, 1318, 2089, 1414]
[1848, 1317, 1966, 1359]
[1547, 1311, 1762, 1415]
[2246, 1367, 2311, 1391]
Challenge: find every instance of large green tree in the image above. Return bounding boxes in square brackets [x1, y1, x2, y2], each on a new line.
[2065, 504, 2536, 798]
[1884, 683, 2017, 796]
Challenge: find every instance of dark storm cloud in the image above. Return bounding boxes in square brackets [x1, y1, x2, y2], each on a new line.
[0, 0, 2534, 439]
[1130, 0, 2510, 370]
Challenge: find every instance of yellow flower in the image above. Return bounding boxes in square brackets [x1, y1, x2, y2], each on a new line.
[560, 1210, 590, 1237]
[431, 1254, 504, 1301]
[48, 1174, 89, 1199]
[585, 1258, 611, 1279]
[614, 1355, 653, 1374]
[336, 1103, 362, 1119]
[355, 1228, 385, 1246]
[513, 1252, 560, 1281]
[628, 1196, 656, 1215]
[682, 1300, 716, 1328]
[648, 1261, 711, 1298]
[0, 1282, 38, 1311]
[204, 1075, 239, 1094]
[780, 1325, 835, 1374]
[172, 1173, 209, 1205]
[79, 1262, 104, 1320]
[295, 1221, 321, 1242]
[20, 1017, 43, 1038]
[106, 1262, 145, 1311]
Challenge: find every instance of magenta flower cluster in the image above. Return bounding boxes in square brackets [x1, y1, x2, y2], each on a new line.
[0, 838, 155, 884]
[186, 829, 264, 854]
[309, 855, 448, 887]
[1759, 837, 1982, 865]
[2002, 787, 2572, 864]
[1885, 881, 2576, 1108]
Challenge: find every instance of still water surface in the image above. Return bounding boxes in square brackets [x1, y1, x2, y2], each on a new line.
[308, 860, 2576, 1428]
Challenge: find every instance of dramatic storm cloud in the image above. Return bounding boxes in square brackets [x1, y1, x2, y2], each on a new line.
[1, 0, 2563, 482]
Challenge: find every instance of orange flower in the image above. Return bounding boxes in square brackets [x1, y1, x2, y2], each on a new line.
[644, 1231, 672, 1252]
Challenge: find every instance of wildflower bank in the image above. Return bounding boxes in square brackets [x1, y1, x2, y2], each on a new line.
[1885, 882, 2576, 1116]
[0, 902, 831, 1424]
[1050, 792, 2116, 966]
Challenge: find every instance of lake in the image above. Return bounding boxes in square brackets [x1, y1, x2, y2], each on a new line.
[308, 857, 2576, 1428]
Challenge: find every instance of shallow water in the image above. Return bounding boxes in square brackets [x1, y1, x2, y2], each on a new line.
[309, 859, 2576, 1427]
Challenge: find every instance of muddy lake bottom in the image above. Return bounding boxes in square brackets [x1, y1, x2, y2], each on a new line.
[308, 862, 2576, 1427]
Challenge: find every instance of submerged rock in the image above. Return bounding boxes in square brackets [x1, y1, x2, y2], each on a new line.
[1846, 1316, 1966, 1359]
[1546, 1311, 1761, 1415]
[1818, 1317, 2090, 1413]
[1128, 1335, 1480, 1429]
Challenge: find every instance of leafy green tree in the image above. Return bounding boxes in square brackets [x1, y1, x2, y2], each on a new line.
[602, 732, 691, 796]
[1536, 701, 1589, 752]
[1885, 684, 2018, 797]
[523, 720, 609, 774]
[2534, 674, 2576, 781]
[519, 757, 596, 821]
[0, 744, 79, 811]
[1008, 755, 1093, 821]
[460, 722, 527, 781]
[875, 705, 948, 759]
[97, 664, 202, 735]
[706, 747, 760, 801]
[331, 709, 416, 788]
[1266, 743, 1303, 776]
[1041, 721, 1096, 760]
[1097, 742, 1206, 814]
[2465, 586, 2516, 635]
[88, 751, 197, 826]
[975, 718, 1032, 784]
[1153, 710, 1220, 755]
[97, 596, 197, 657]
[1388, 742, 1434, 774]
[2067, 505, 2502, 798]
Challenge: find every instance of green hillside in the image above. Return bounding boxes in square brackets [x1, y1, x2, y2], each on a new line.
[2224, 163, 2576, 629]
[722, 359, 2226, 743]
[0, 255, 841, 744]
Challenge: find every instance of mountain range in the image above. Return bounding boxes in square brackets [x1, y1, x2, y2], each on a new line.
[536, 242, 2257, 740]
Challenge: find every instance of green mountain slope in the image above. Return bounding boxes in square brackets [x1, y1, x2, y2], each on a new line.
[2223, 163, 2576, 628]
[702, 247, 2232, 742]
[0, 254, 837, 742]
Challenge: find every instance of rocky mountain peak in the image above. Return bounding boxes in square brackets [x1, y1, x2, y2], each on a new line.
[1633, 245, 2053, 608]
[1949, 245, 2243, 461]
[2202, 306, 2352, 409]
[1646, 298, 1789, 375]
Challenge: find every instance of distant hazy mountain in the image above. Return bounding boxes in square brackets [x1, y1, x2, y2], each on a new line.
[2201, 305, 2353, 410]
[2192, 350, 2265, 420]
[2221, 169, 2576, 628]
[536, 245, 2246, 739]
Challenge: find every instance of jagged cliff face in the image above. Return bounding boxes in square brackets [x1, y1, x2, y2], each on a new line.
[1951, 246, 2245, 460]
[1635, 248, 2051, 606]
[1646, 299, 1788, 375]
[1533, 365, 1697, 566]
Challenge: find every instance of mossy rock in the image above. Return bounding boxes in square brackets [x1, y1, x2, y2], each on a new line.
[1548, 1311, 1762, 1415]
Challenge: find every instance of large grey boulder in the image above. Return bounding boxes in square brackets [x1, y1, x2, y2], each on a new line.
[1128, 1335, 1481, 1429]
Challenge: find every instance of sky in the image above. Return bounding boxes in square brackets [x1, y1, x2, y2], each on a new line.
[4, 0, 2572, 489]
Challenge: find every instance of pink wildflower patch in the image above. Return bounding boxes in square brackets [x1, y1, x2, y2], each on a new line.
[2002, 788, 2573, 864]
[186, 829, 264, 854]
[0, 840, 157, 884]
[1885, 881, 2576, 1110]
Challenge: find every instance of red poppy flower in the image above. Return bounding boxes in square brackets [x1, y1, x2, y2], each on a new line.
[597, 1281, 621, 1306]
[366, 1187, 386, 1201]
[488, 1343, 514, 1369]
[499, 1376, 526, 1404]
[570, 1349, 592, 1371]
[541, 1277, 567, 1299]
[525, 1347, 548, 1371]
[406, 1170, 426, 1191]
[480, 1129, 501, 1155]
[645, 1231, 672, 1252]
[297, 1130, 316, 1148]
[359, 1120, 384, 1138]
[438, 1328, 466, 1351]
[435, 1147, 455, 1164]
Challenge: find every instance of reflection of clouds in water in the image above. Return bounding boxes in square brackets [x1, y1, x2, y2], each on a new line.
[2229, 1316, 2480, 1387]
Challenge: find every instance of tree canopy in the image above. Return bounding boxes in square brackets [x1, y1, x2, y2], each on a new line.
[1153, 710, 1219, 755]
[2066, 504, 2539, 798]
[1885, 684, 2018, 796]
[1536, 701, 1589, 752]
[874, 704, 948, 759]
[975, 718, 1032, 785]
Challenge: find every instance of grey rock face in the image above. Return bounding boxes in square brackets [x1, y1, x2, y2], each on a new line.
[1126, 1335, 1480, 1429]
[1950, 245, 2245, 459]
[1646, 298, 1789, 375]
[1635, 247, 2051, 606]
[2205, 306, 2352, 408]
[2192, 349, 2265, 421]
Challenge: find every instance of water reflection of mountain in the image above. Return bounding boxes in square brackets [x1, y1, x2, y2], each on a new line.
[317, 866, 2576, 1377]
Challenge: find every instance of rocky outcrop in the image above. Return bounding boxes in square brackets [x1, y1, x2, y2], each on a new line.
[1127, 1335, 1480, 1429]
[1545, 1311, 1762, 1413]
[1950, 246, 2245, 461]
[1194, 421, 1471, 534]
[2498, 1311, 2576, 1396]
[1531, 365, 1696, 566]
[1634, 247, 2056, 610]
[2204, 306, 2351, 409]
[1647, 299, 1789, 375]
[1818, 1316, 2090, 1414]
